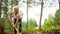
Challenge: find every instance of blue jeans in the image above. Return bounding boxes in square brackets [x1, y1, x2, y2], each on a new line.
[14, 18, 22, 34]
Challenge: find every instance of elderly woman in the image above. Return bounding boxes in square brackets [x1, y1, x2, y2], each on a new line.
[8, 6, 22, 34]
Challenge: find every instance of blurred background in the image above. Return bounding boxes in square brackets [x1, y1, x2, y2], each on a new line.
[0, 0, 60, 34]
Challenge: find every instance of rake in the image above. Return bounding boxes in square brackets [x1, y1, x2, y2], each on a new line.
[11, 22, 20, 34]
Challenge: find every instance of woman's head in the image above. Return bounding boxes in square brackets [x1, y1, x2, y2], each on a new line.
[13, 6, 19, 14]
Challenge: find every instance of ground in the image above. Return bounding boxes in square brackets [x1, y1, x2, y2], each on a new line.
[4, 30, 60, 34]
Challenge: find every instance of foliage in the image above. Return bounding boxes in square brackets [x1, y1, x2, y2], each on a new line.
[13, 0, 18, 6]
[41, 9, 60, 30]
[0, 0, 39, 33]
[22, 19, 38, 31]
[4, 18, 38, 32]
[22, 21, 26, 31]
[27, 0, 32, 4]
[54, 9, 60, 24]
[28, 19, 38, 31]
[1, 0, 8, 11]
[41, 15, 55, 30]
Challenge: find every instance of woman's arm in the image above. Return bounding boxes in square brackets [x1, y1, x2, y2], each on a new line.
[8, 10, 13, 22]
[15, 15, 20, 27]
[8, 11, 13, 23]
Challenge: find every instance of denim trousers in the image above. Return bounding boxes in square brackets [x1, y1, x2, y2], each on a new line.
[14, 18, 22, 34]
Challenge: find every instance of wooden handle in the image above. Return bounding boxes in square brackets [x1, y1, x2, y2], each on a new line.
[12, 22, 19, 33]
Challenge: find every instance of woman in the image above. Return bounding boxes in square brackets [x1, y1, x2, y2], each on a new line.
[8, 6, 22, 34]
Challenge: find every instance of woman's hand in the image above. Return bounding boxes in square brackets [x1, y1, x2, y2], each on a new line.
[10, 19, 12, 22]
[16, 15, 20, 19]
[15, 19, 19, 27]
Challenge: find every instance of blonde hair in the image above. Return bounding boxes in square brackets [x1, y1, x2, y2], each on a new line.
[13, 6, 19, 11]
[13, 6, 18, 9]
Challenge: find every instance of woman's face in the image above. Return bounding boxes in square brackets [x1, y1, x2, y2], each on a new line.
[14, 7, 19, 14]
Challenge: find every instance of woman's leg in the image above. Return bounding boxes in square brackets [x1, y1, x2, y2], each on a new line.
[14, 19, 17, 34]
[19, 18, 22, 33]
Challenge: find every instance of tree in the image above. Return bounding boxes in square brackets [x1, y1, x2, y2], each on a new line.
[22, 21, 26, 31]
[39, 0, 43, 30]
[28, 19, 38, 31]
[0, 0, 2, 18]
[22, 19, 38, 31]
[27, 19, 38, 31]
[58, 0, 60, 9]
[55, 9, 60, 25]
[0, 0, 8, 33]
[13, 0, 18, 6]
[2, 0, 9, 32]
[41, 9, 60, 30]
[41, 15, 55, 30]
[27, 0, 41, 7]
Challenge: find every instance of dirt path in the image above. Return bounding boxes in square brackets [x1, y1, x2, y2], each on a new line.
[23, 31, 42, 34]
[5, 31, 42, 34]
[3, 30, 60, 34]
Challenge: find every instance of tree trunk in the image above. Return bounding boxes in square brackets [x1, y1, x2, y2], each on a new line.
[39, 0, 43, 30]
[59, 2, 60, 9]
[0, 24, 4, 34]
[0, 1, 1, 18]
[26, 0, 28, 31]
[58, 0, 60, 9]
